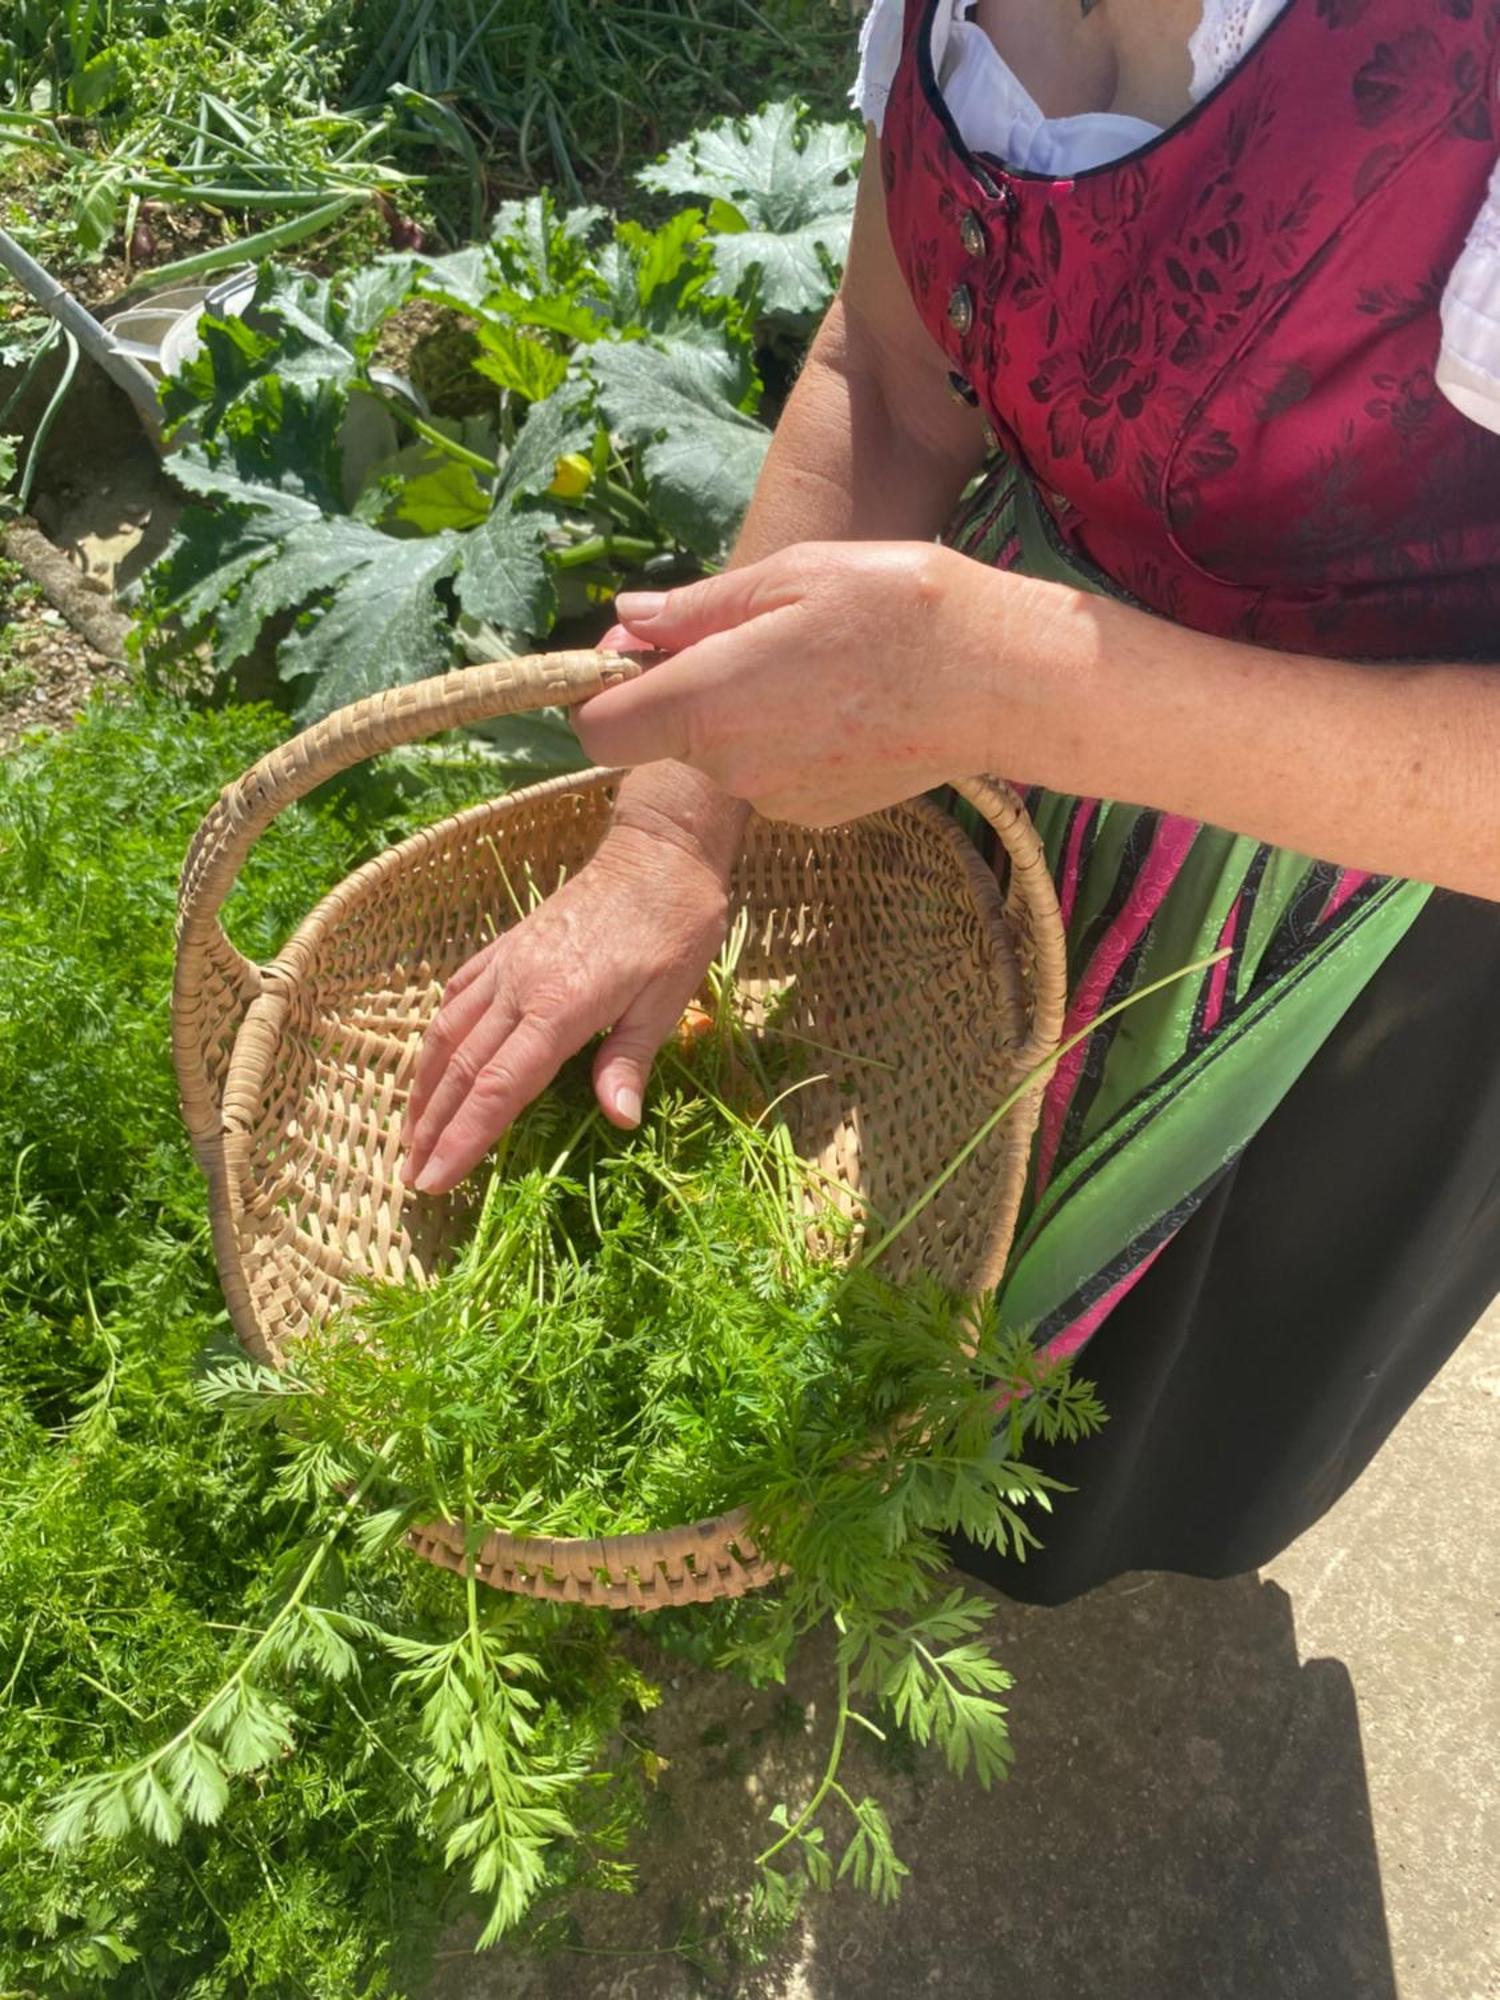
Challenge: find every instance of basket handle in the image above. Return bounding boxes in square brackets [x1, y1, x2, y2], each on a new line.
[173, 651, 641, 1153]
[173, 649, 1066, 1151]
[953, 773, 1068, 1073]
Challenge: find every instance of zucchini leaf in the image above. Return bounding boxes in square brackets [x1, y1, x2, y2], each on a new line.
[156, 409, 561, 722]
[640, 101, 863, 319]
[592, 338, 767, 560]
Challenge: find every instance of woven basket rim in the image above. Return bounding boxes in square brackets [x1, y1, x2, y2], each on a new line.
[239, 764, 1026, 1051]
[218, 766, 1039, 1307]
[405, 1502, 781, 1603]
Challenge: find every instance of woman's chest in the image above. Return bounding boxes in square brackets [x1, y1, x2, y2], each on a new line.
[967, 0, 1205, 124]
[881, 0, 1500, 651]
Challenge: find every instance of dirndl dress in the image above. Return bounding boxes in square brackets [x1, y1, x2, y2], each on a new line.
[876, 0, 1500, 1599]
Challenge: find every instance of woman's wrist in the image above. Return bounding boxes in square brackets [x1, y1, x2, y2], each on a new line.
[940, 552, 1091, 786]
[609, 763, 749, 879]
[957, 559, 1500, 898]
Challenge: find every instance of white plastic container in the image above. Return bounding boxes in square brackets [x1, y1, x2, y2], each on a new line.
[103, 267, 259, 379]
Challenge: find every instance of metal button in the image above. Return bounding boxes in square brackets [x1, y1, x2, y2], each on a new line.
[947, 370, 979, 408]
[947, 284, 974, 336]
[959, 208, 987, 258]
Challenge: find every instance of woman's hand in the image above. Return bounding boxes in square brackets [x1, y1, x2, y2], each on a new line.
[400, 822, 733, 1196]
[399, 540, 1044, 1196]
[574, 542, 1033, 825]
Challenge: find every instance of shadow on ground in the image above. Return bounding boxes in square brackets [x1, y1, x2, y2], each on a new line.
[440, 1564, 1395, 2000]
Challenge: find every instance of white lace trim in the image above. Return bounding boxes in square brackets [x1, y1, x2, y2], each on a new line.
[1186, 0, 1290, 106]
[849, 0, 1500, 435]
[1439, 155, 1500, 430]
[851, 0, 1296, 135]
[850, 0, 904, 131]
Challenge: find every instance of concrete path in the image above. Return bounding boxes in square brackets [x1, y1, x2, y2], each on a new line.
[447, 1307, 1499, 2000]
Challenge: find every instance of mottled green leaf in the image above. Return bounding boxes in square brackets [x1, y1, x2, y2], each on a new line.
[273, 521, 466, 718]
[343, 255, 422, 347]
[418, 245, 493, 312]
[592, 338, 768, 558]
[640, 102, 862, 317]
[452, 505, 554, 638]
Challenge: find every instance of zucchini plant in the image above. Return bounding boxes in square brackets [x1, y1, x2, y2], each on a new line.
[135, 102, 863, 722]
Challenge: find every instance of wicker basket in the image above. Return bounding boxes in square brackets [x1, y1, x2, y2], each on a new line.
[173, 651, 1066, 1609]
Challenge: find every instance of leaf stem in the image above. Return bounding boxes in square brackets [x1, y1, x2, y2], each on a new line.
[553, 532, 661, 569]
[753, 1646, 851, 1869]
[364, 389, 502, 478]
[598, 476, 657, 535]
[859, 949, 1230, 1271]
[463, 1442, 517, 1891]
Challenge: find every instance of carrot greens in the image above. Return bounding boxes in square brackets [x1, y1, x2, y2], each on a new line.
[92, 963, 1106, 1945]
[2, 692, 1103, 1992]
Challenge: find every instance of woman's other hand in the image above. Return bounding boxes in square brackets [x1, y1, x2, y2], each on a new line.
[573, 542, 1033, 824]
[400, 820, 732, 1197]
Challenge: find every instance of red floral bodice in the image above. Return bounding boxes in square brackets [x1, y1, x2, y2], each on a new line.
[882, 0, 1500, 658]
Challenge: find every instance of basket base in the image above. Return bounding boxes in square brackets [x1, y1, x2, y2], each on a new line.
[405, 1509, 782, 1608]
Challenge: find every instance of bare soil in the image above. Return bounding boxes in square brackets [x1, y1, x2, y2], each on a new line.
[0, 340, 176, 745]
[0, 578, 121, 750]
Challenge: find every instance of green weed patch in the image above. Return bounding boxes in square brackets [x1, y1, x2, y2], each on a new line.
[0, 694, 1100, 1990]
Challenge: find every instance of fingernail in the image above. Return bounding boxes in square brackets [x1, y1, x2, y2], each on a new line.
[614, 1085, 643, 1126]
[614, 591, 668, 623]
[412, 1161, 444, 1194]
[598, 622, 652, 654]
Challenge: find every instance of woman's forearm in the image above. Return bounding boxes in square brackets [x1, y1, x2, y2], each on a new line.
[612, 296, 986, 861]
[730, 297, 988, 559]
[990, 564, 1500, 899]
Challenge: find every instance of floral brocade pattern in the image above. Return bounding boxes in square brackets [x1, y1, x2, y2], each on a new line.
[882, 0, 1500, 658]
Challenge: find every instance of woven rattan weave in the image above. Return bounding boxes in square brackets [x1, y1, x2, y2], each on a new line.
[173, 651, 1066, 1609]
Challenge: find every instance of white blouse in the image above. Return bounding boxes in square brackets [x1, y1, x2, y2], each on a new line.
[853, 0, 1500, 435]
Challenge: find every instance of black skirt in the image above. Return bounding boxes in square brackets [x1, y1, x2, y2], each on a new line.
[952, 887, 1500, 1605]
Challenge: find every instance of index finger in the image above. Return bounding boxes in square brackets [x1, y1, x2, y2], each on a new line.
[402, 967, 506, 1155]
[410, 1015, 575, 1194]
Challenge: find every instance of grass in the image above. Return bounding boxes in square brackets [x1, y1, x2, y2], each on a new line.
[339, 0, 861, 205]
[0, 0, 862, 285]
